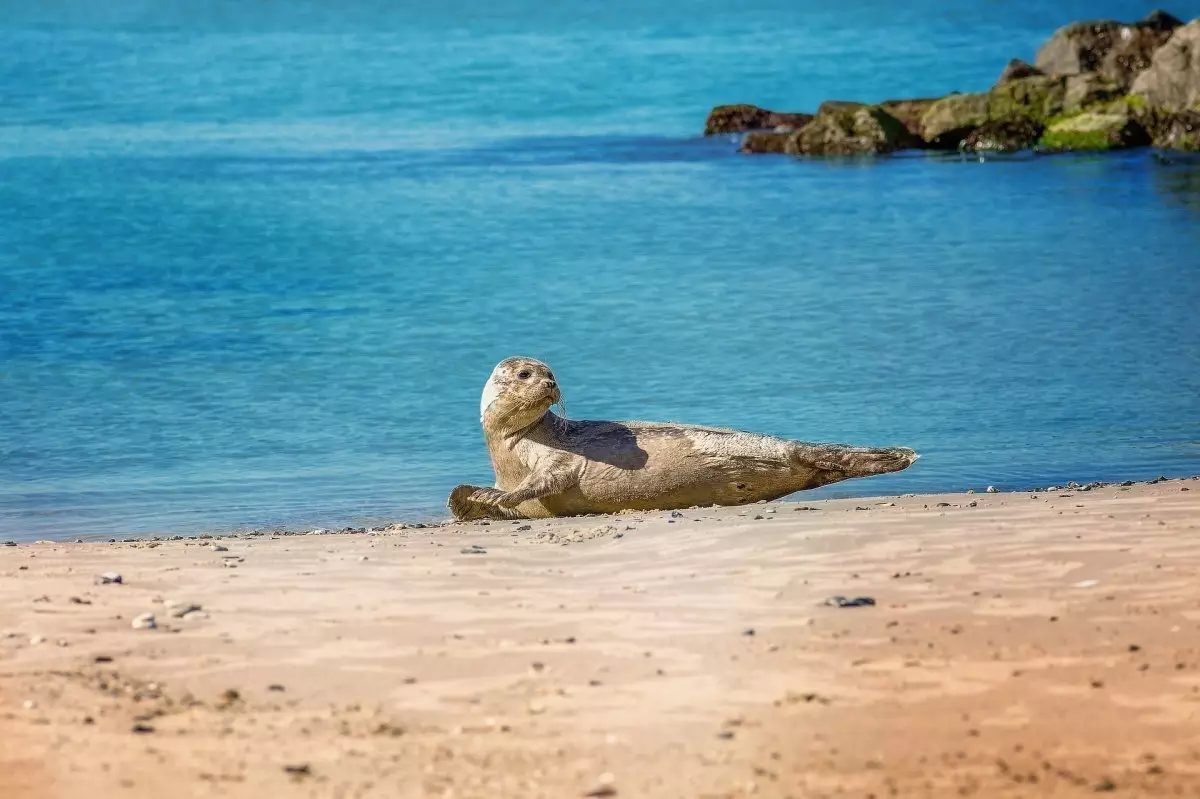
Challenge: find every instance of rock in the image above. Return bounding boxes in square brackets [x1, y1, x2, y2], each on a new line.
[824, 595, 876, 608]
[919, 92, 991, 147]
[789, 101, 919, 155]
[1132, 19, 1200, 111]
[1130, 20, 1200, 149]
[1144, 109, 1200, 149]
[94, 572, 123, 585]
[961, 118, 1046, 152]
[1035, 11, 1183, 90]
[878, 97, 941, 137]
[460, 545, 487, 555]
[704, 104, 813, 135]
[1040, 100, 1151, 150]
[739, 131, 791, 154]
[165, 600, 203, 619]
[1064, 73, 1126, 112]
[131, 612, 156, 630]
[29, 635, 46, 645]
[921, 75, 1069, 148]
[998, 58, 1045, 84]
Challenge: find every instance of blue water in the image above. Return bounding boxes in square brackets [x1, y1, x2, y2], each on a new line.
[2, 2, 1199, 540]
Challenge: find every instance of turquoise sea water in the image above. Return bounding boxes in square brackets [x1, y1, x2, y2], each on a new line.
[2, 1, 1199, 540]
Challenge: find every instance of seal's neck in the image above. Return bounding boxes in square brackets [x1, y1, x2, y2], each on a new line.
[482, 405, 556, 447]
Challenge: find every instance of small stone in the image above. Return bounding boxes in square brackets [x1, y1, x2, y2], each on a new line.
[716, 730, 735, 740]
[29, 635, 46, 645]
[22, 700, 37, 710]
[165, 600, 202, 619]
[968, 501, 978, 507]
[267, 684, 285, 692]
[283, 764, 311, 777]
[93, 655, 114, 663]
[824, 596, 876, 608]
[131, 613, 156, 630]
[131, 723, 155, 734]
[460, 545, 487, 555]
[527, 701, 547, 715]
[212, 545, 228, 552]
[94, 572, 123, 585]
[742, 628, 756, 637]
[986, 486, 998, 493]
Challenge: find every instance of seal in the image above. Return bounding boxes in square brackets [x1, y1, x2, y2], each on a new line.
[448, 356, 919, 521]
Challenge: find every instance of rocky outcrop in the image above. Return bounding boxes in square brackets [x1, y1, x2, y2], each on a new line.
[1035, 11, 1183, 89]
[787, 101, 919, 155]
[1040, 99, 1151, 151]
[704, 104, 813, 135]
[1131, 19, 1200, 113]
[714, 11, 1200, 156]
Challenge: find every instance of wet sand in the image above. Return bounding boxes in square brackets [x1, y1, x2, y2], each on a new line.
[2, 478, 1199, 798]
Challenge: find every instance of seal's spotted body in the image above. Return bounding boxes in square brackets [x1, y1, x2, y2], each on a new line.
[448, 357, 918, 521]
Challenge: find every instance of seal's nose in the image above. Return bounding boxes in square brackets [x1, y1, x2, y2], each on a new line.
[542, 379, 557, 391]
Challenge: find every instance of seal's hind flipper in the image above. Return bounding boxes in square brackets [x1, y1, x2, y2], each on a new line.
[792, 444, 918, 487]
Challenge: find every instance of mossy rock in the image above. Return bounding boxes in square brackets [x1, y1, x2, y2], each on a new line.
[878, 97, 941, 137]
[919, 92, 991, 148]
[1064, 73, 1126, 113]
[1039, 101, 1151, 151]
[788, 101, 919, 156]
[961, 118, 1046, 153]
[1142, 109, 1200, 150]
[740, 131, 791, 154]
[919, 75, 1070, 149]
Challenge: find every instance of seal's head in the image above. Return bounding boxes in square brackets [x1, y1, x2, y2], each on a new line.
[480, 356, 562, 433]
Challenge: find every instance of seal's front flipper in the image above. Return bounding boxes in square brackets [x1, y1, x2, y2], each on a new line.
[447, 484, 525, 521]
[792, 444, 918, 488]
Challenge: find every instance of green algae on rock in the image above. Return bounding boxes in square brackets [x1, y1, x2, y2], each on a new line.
[1039, 100, 1152, 151]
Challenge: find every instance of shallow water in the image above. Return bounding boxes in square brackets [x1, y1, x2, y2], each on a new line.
[2, 1, 1199, 540]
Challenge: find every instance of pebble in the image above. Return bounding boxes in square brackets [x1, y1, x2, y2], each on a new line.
[283, 764, 311, 777]
[131, 723, 155, 734]
[527, 701, 547, 715]
[131, 613, 157, 630]
[212, 545, 229, 552]
[2, 541, 15, 547]
[165, 600, 202, 619]
[460, 545, 487, 555]
[824, 596, 876, 608]
[29, 635, 46, 645]
[94, 572, 123, 585]
[22, 700, 37, 710]
[986, 486, 998, 493]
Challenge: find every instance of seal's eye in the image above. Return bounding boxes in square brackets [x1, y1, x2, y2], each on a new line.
[517, 370, 532, 380]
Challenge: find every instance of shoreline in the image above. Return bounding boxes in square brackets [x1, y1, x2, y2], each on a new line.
[3, 477, 1199, 797]
[7, 472, 1197, 546]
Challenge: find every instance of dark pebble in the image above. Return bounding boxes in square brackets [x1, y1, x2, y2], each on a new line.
[824, 596, 876, 608]
[93, 655, 114, 664]
[742, 628, 756, 636]
[131, 723, 155, 734]
[283, 764, 311, 777]
[267, 684, 286, 692]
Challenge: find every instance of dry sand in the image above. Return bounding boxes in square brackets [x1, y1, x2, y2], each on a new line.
[2, 478, 1199, 798]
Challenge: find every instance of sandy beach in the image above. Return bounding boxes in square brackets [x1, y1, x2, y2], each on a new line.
[3, 478, 1199, 798]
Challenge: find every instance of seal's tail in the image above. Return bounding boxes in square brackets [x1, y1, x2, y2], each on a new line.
[791, 443, 918, 487]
